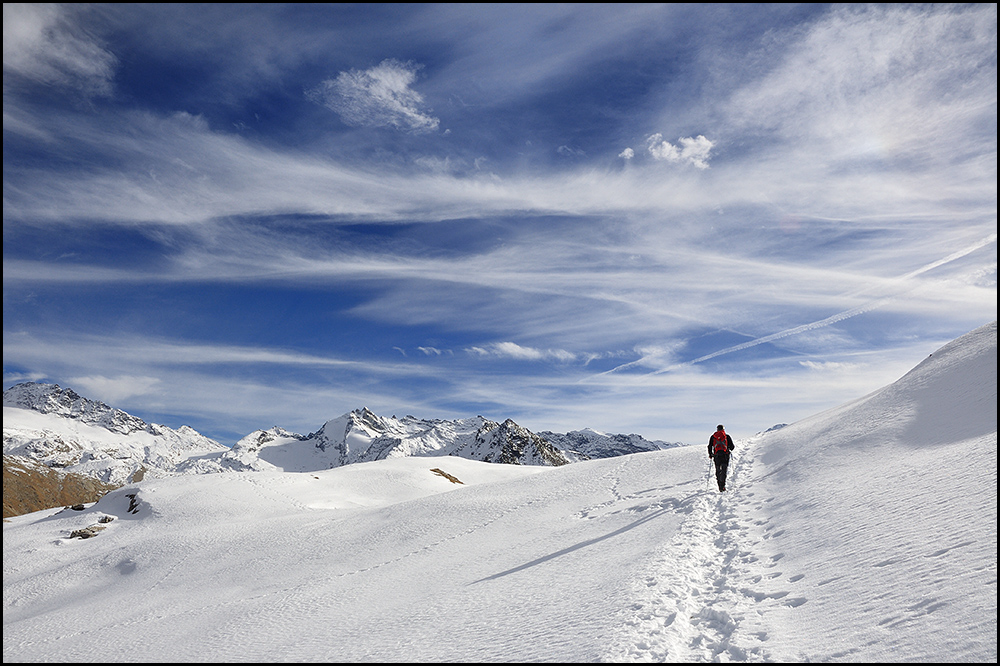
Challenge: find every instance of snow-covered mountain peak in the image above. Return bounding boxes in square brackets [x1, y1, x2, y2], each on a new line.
[461, 417, 571, 466]
[3, 382, 149, 436]
[539, 427, 683, 462]
[3, 377, 683, 491]
[215, 408, 674, 473]
[349, 406, 394, 432]
[3, 382, 227, 485]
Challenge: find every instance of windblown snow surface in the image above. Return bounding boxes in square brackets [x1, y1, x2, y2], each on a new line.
[3, 322, 996, 662]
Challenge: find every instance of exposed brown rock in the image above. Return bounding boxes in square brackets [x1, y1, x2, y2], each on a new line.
[69, 523, 108, 539]
[3, 455, 119, 519]
[430, 467, 464, 484]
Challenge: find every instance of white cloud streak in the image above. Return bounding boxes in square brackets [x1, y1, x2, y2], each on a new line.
[642, 233, 998, 375]
[466, 342, 577, 363]
[418, 347, 452, 356]
[2, 331, 425, 377]
[66, 375, 162, 405]
[721, 5, 996, 176]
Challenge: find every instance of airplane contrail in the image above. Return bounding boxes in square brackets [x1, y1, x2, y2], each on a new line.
[586, 232, 996, 381]
[645, 232, 996, 374]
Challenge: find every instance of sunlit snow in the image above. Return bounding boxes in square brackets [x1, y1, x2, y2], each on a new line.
[3, 322, 996, 662]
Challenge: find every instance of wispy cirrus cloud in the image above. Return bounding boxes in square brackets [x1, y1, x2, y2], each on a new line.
[2, 3, 116, 96]
[307, 58, 439, 133]
[720, 4, 997, 177]
[418, 347, 453, 357]
[2, 4, 995, 445]
[67, 375, 162, 405]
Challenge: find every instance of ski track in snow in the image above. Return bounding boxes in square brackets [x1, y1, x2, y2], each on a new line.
[605, 438, 808, 662]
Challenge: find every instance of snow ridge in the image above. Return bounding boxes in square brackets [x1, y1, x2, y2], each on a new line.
[3, 383, 227, 485]
[540, 428, 682, 461]
[205, 409, 675, 473]
[4, 382, 155, 436]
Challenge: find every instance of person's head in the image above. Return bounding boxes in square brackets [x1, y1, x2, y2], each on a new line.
[717, 425, 725, 431]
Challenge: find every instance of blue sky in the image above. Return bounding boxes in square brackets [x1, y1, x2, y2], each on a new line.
[3, 4, 997, 445]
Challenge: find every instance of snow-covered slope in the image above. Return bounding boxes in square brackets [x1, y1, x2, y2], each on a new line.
[3, 383, 227, 485]
[710, 319, 997, 661]
[610, 320, 997, 662]
[3, 321, 996, 662]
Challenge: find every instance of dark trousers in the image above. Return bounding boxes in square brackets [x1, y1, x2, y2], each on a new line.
[713, 454, 730, 491]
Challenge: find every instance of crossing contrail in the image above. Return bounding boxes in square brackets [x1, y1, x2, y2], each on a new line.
[588, 233, 996, 380]
[646, 232, 996, 374]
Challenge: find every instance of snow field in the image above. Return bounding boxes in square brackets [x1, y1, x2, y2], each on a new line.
[3, 322, 997, 662]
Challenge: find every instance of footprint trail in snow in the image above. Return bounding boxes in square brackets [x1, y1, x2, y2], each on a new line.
[604, 437, 809, 662]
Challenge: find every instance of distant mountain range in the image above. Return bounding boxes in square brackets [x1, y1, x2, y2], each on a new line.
[3, 382, 682, 517]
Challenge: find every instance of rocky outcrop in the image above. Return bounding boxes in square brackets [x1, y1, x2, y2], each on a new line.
[4, 382, 151, 435]
[3, 455, 119, 519]
[458, 418, 572, 466]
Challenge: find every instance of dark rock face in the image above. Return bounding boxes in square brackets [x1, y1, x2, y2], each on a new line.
[474, 419, 571, 466]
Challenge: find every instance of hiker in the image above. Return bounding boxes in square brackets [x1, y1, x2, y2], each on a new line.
[708, 425, 735, 492]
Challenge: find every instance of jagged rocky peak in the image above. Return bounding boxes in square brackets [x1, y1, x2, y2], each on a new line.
[536, 427, 679, 462]
[5, 382, 97, 415]
[352, 406, 382, 425]
[3, 381, 149, 435]
[346, 407, 404, 437]
[298, 409, 678, 468]
[466, 417, 571, 466]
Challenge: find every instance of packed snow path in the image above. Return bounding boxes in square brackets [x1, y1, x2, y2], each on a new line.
[606, 438, 795, 662]
[610, 323, 997, 662]
[610, 425, 995, 662]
